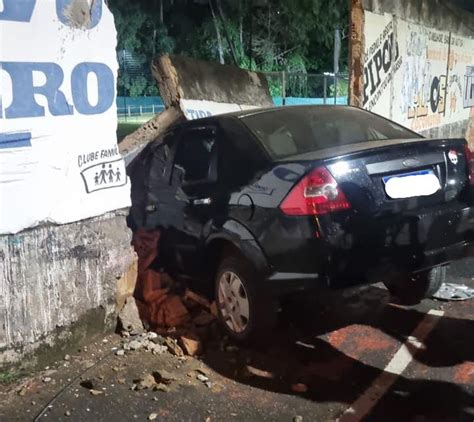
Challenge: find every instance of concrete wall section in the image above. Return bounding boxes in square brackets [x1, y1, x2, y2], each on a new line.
[156, 54, 273, 108]
[362, 9, 474, 138]
[349, 0, 366, 108]
[351, 0, 474, 143]
[151, 54, 273, 121]
[0, 211, 135, 369]
[0, 1, 135, 370]
[0, 0, 131, 235]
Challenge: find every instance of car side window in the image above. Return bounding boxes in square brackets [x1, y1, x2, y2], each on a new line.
[172, 126, 218, 187]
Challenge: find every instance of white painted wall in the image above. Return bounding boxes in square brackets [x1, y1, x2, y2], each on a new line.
[0, 0, 131, 234]
[363, 11, 474, 135]
[0, 211, 134, 367]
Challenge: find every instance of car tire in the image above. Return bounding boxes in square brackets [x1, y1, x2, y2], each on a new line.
[215, 254, 277, 343]
[383, 265, 446, 304]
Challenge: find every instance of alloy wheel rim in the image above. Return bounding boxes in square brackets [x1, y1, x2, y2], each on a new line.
[217, 271, 250, 333]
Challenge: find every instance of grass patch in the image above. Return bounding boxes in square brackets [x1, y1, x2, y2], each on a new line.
[117, 114, 156, 142]
[0, 370, 21, 385]
[117, 122, 142, 142]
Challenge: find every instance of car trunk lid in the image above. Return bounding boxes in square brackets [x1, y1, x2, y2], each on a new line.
[282, 138, 471, 215]
[322, 138, 470, 215]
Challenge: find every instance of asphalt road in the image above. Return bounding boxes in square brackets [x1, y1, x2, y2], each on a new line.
[1, 259, 473, 422]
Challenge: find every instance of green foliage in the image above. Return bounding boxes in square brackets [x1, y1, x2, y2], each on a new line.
[109, 0, 349, 97]
[329, 77, 349, 97]
[109, 0, 175, 96]
[117, 121, 142, 141]
[0, 370, 21, 385]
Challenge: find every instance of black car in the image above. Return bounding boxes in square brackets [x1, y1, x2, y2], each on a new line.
[128, 105, 474, 341]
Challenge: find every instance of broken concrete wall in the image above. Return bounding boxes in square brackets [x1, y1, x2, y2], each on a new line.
[121, 54, 273, 161]
[0, 1, 135, 369]
[349, 0, 366, 108]
[152, 54, 273, 120]
[0, 211, 135, 369]
[349, 0, 474, 143]
[121, 56, 273, 335]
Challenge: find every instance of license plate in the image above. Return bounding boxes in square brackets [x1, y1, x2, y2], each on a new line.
[383, 170, 441, 199]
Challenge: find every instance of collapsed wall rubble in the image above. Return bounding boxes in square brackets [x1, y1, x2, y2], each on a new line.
[119, 54, 273, 160]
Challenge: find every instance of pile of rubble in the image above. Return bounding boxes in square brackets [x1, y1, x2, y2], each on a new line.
[114, 227, 221, 357]
[117, 286, 218, 358]
[114, 327, 209, 359]
[130, 367, 214, 394]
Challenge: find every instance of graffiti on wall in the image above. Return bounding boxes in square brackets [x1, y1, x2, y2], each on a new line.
[465, 66, 474, 108]
[399, 26, 451, 131]
[363, 12, 474, 134]
[363, 19, 402, 110]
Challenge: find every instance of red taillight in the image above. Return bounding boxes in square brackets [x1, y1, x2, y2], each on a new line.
[280, 166, 351, 216]
[464, 144, 474, 185]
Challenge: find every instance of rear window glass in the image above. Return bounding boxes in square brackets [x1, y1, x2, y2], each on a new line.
[240, 106, 420, 159]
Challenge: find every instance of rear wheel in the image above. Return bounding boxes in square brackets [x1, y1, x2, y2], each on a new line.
[383, 266, 446, 304]
[215, 254, 277, 343]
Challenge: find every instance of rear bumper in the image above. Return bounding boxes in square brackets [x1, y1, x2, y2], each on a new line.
[326, 204, 474, 287]
[262, 204, 474, 294]
[422, 240, 474, 269]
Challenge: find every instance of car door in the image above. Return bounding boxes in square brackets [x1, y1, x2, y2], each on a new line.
[168, 123, 222, 278]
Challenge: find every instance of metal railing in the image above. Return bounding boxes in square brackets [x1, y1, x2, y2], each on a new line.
[263, 71, 349, 105]
[117, 104, 165, 119]
[116, 71, 349, 122]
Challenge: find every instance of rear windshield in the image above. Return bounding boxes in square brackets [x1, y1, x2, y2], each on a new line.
[240, 106, 420, 159]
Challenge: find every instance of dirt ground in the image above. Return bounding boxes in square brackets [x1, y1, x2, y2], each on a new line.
[1, 259, 473, 422]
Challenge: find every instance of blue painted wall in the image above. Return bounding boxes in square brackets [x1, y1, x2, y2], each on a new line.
[272, 96, 348, 106]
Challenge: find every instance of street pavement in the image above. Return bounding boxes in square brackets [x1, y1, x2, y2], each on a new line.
[1, 259, 473, 421]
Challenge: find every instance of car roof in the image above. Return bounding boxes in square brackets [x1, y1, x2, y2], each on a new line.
[223, 104, 355, 119]
[171, 104, 357, 129]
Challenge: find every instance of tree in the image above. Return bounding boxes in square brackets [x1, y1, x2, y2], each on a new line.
[109, 0, 175, 96]
[209, 0, 225, 64]
[109, 0, 349, 97]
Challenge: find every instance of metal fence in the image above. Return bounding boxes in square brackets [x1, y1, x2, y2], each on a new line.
[116, 71, 349, 121]
[264, 71, 349, 105]
[117, 104, 165, 118]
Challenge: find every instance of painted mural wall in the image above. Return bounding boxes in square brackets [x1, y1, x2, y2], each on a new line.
[0, 0, 131, 234]
[363, 11, 474, 137]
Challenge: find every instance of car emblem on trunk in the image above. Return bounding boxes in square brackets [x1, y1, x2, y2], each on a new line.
[402, 158, 420, 168]
[448, 149, 458, 165]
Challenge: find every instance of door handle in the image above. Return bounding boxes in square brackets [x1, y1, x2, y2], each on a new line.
[192, 197, 212, 205]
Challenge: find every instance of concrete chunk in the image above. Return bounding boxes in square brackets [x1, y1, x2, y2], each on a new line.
[118, 297, 144, 334]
